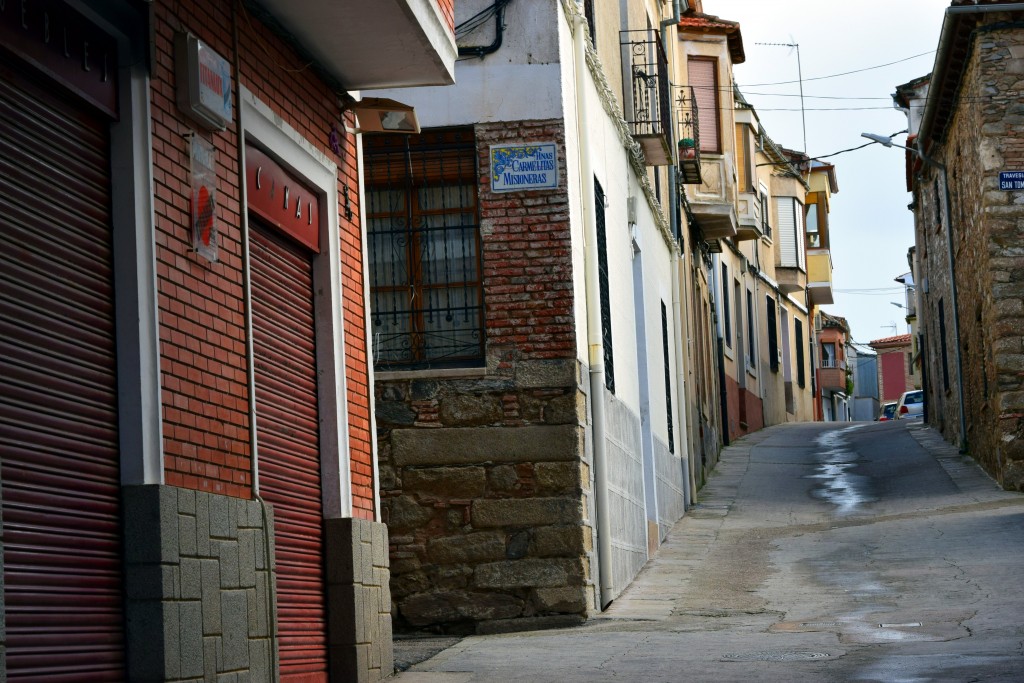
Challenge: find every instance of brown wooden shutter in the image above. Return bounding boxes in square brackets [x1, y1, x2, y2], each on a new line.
[0, 56, 125, 679]
[249, 221, 328, 682]
[689, 57, 720, 153]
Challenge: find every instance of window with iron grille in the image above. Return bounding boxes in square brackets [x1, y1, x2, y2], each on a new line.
[661, 301, 674, 454]
[722, 263, 731, 348]
[596, 177, 614, 393]
[759, 183, 771, 239]
[584, 0, 596, 46]
[766, 296, 779, 373]
[363, 128, 483, 369]
[795, 318, 806, 388]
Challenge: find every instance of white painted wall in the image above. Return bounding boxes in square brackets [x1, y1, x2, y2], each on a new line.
[367, 0, 564, 126]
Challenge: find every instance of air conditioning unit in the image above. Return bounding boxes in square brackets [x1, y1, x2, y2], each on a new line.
[813, 312, 822, 332]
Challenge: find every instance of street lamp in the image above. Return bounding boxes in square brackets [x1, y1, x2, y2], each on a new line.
[862, 132, 967, 453]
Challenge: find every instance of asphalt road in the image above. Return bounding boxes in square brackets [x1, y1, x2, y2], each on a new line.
[392, 420, 1024, 682]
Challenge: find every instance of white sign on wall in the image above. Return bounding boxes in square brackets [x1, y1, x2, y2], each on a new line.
[490, 142, 558, 193]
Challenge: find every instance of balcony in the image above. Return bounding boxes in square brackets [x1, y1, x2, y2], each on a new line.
[686, 156, 738, 240]
[736, 190, 769, 241]
[251, 0, 457, 90]
[621, 31, 672, 166]
[775, 268, 805, 295]
[807, 249, 834, 305]
[817, 363, 847, 392]
[674, 86, 702, 184]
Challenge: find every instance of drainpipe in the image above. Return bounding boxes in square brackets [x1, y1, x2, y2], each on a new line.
[232, 7, 280, 679]
[572, 3, 613, 609]
[659, 0, 691, 507]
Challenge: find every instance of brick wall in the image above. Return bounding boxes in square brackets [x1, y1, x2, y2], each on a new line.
[376, 119, 595, 633]
[477, 121, 576, 362]
[150, 0, 373, 510]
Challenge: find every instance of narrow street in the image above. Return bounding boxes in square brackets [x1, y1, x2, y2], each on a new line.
[392, 421, 1024, 682]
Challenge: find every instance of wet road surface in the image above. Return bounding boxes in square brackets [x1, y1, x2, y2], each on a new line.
[393, 421, 1024, 682]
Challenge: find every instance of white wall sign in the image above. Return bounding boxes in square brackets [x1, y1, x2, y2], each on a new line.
[490, 142, 558, 192]
[176, 32, 233, 131]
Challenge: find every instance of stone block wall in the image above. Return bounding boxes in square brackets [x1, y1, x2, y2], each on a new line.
[374, 117, 597, 633]
[122, 485, 275, 681]
[379, 383, 591, 633]
[922, 19, 1024, 489]
[325, 518, 394, 682]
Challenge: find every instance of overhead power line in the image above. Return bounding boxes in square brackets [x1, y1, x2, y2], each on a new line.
[738, 50, 935, 87]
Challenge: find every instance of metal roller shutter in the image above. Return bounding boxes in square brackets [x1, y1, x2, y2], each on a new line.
[250, 222, 327, 682]
[0, 57, 125, 679]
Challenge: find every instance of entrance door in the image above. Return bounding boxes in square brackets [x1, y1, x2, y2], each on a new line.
[0, 56, 125, 679]
[250, 221, 327, 681]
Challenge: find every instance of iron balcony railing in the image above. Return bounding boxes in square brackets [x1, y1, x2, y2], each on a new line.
[674, 85, 702, 184]
[620, 30, 672, 166]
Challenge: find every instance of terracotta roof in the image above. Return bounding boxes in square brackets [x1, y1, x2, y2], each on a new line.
[869, 334, 912, 347]
[678, 13, 745, 64]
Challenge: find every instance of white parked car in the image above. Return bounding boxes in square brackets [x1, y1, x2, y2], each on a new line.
[895, 389, 924, 420]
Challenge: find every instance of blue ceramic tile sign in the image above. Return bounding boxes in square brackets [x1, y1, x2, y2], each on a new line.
[490, 142, 558, 192]
[998, 171, 1024, 190]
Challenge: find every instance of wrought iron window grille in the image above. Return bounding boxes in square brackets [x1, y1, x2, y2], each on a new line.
[364, 128, 484, 370]
[621, 30, 672, 166]
[674, 84, 702, 184]
[595, 178, 615, 393]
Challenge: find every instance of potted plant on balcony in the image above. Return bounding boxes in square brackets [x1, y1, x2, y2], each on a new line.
[679, 137, 696, 160]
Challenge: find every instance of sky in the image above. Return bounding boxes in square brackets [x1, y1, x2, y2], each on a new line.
[711, 0, 950, 350]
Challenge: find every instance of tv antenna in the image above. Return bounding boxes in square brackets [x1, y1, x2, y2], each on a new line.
[755, 40, 807, 156]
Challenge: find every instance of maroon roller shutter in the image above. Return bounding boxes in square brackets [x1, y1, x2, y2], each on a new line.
[0, 56, 125, 680]
[250, 222, 327, 682]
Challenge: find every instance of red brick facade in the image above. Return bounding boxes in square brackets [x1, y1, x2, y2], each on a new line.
[151, 0, 373, 512]
[724, 374, 764, 442]
[477, 120, 576, 363]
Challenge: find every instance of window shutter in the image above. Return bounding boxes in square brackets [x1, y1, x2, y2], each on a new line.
[689, 58, 719, 153]
[777, 198, 797, 267]
[796, 200, 806, 270]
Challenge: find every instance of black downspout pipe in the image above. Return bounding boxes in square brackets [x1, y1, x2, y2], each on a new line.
[458, 0, 510, 59]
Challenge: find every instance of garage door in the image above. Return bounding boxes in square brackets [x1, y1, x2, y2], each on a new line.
[0, 55, 124, 679]
[250, 221, 327, 681]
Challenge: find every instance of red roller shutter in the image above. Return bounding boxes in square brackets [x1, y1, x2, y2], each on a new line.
[250, 221, 327, 682]
[0, 56, 125, 680]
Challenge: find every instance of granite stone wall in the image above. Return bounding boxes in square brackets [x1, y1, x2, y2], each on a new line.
[122, 485, 276, 682]
[378, 372, 592, 634]
[325, 518, 393, 682]
[918, 20, 1024, 490]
